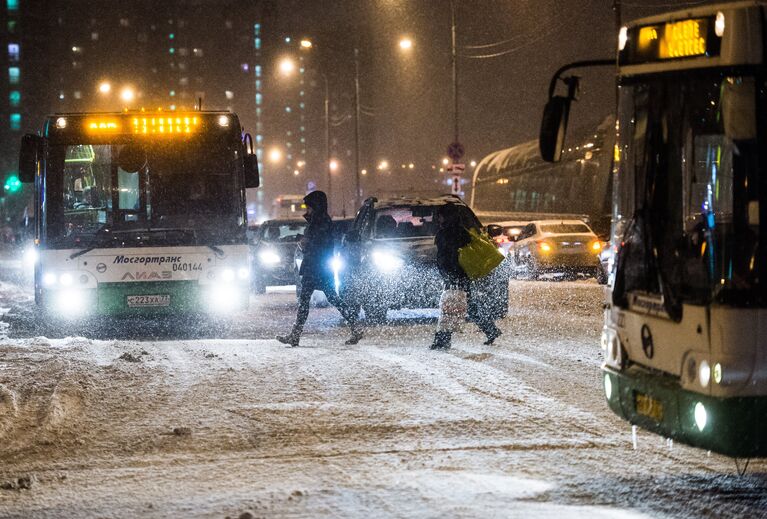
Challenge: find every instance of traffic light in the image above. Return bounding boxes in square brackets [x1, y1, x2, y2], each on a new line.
[4, 175, 21, 193]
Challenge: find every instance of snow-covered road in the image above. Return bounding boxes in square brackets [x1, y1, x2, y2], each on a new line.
[0, 280, 765, 518]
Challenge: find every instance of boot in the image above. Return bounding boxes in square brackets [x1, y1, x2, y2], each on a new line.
[430, 331, 452, 350]
[276, 328, 300, 347]
[345, 328, 363, 345]
[483, 326, 502, 346]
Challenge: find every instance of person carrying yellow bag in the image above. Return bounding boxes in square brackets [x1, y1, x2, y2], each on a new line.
[431, 204, 502, 350]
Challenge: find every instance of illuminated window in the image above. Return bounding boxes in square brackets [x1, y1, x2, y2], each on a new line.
[225, 90, 234, 100]
[74, 91, 82, 99]
[255, 80, 262, 90]
[7, 0, 19, 11]
[58, 91, 65, 100]
[169, 47, 175, 54]
[256, 93, 262, 105]
[119, 18, 130, 27]
[256, 108, 262, 117]
[255, 65, 262, 77]
[8, 67, 20, 84]
[169, 90, 175, 97]
[91, 32, 99, 40]
[285, 106, 291, 113]
[9, 113, 21, 131]
[256, 134, 263, 144]
[254, 23, 260, 35]
[178, 47, 188, 56]
[193, 48, 203, 57]
[8, 43, 19, 62]
[225, 20, 232, 29]
[137, 33, 147, 43]
[7, 20, 17, 33]
[240, 63, 249, 72]
[179, 77, 188, 86]
[255, 37, 261, 50]
[169, 33, 175, 39]
[9, 91, 20, 106]
[299, 102, 305, 109]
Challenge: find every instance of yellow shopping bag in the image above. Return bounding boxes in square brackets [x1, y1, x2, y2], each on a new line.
[458, 227, 504, 280]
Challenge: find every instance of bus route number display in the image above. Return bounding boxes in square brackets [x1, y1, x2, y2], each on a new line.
[622, 17, 721, 65]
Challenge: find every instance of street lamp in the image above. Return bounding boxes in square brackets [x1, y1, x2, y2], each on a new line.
[329, 159, 339, 172]
[300, 39, 313, 49]
[278, 57, 297, 76]
[98, 81, 111, 94]
[398, 37, 414, 51]
[119, 86, 135, 104]
[268, 147, 283, 164]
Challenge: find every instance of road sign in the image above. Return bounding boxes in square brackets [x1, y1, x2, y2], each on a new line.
[449, 163, 465, 174]
[447, 141, 464, 161]
[451, 174, 461, 195]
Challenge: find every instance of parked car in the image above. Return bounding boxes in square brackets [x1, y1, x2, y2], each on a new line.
[251, 218, 307, 293]
[336, 195, 510, 323]
[508, 219, 607, 283]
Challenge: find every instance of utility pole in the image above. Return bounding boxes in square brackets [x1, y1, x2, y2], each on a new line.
[353, 46, 362, 210]
[322, 74, 331, 210]
[451, 0, 459, 146]
[613, 0, 622, 33]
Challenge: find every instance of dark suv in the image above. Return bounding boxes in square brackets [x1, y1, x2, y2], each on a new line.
[337, 195, 509, 322]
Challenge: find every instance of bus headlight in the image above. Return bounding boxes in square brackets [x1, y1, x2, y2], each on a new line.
[55, 290, 87, 317]
[221, 268, 235, 282]
[603, 373, 613, 400]
[42, 272, 57, 287]
[207, 285, 241, 312]
[698, 360, 711, 388]
[372, 250, 403, 272]
[694, 402, 707, 432]
[23, 247, 38, 268]
[330, 255, 344, 273]
[259, 250, 281, 265]
[237, 267, 250, 280]
[59, 273, 74, 286]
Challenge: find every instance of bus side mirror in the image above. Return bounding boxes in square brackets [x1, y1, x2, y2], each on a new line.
[539, 95, 571, 163]
[19, 134, 42, 183]
[244, 154, 260, 188]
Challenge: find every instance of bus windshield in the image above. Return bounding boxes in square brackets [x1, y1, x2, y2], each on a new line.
[613, 71, 764, 310]
[45, 137, 244, 248]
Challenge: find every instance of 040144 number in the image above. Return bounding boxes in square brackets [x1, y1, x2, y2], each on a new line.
[172, 263, 203, 272]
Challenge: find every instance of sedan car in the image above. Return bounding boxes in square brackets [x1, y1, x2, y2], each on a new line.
[508, 219, 607, 283]
[336, 195, 510, 323]
[250, 219, 306, 293]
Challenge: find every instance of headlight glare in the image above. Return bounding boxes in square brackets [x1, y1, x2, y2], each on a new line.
[372, 250, 403, 272]
[699, 360, 711, 388]
[237, 267, 250, 280]
[42, 272, 57, 287]
[259, 250, 281, 265]
[694, 402, 707, 432]
[221, 268, 235, 282]
[59, 273, 74, 286]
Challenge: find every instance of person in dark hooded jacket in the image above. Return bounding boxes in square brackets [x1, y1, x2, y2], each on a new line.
[432, 203, 501, 350]
[277, 190, 363, 347]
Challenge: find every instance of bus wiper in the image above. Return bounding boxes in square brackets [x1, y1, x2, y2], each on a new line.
[207, 244, 225, 257]
[69, 226, 113, 259]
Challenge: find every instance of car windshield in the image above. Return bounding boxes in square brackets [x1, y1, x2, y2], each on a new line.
[540, 223, 591, 234]
[373, 204, 478, 239]
[261, 222, 306, 242]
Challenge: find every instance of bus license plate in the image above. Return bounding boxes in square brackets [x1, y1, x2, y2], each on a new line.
[127, 294, 171, 308]
[635, 392, 664, 422]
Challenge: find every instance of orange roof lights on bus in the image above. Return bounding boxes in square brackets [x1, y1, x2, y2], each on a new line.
[84, 118, 121, 133]
[132, 115, 200, 135]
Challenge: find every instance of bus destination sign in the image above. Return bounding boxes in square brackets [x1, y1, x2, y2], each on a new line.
[621, 17, 722, 65]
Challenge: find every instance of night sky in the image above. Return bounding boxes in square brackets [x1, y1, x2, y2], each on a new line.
[265, 0, 725, 170]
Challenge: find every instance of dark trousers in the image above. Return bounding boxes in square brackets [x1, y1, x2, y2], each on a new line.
[293, 275, 358, 336]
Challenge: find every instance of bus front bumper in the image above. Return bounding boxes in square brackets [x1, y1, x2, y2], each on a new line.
[603, 365, 767, 458]
[41, 281, 249, 317]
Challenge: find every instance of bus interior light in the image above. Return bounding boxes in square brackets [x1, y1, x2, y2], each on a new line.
[715, 12, 725, 38]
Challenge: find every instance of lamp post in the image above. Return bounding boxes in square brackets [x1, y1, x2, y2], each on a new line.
[353, 46, 361, 210]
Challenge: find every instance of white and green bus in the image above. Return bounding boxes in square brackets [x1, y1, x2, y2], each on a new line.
[542, 2, 766, 458]
[18, 111, 259, 318]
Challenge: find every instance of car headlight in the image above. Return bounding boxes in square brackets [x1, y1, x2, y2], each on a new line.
[237, 267, 250, 280]
[372, 250, 403, 272]
[259, 250, 281, 265]
[330, 255, 344, 273]
[23, 247, 38, 268]
[221, 268, 235, 282]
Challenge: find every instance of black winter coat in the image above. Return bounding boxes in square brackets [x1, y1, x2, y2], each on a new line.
[435, 224, 471, 289]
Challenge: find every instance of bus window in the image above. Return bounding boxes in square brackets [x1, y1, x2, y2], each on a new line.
[118, 169, 140, 211]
